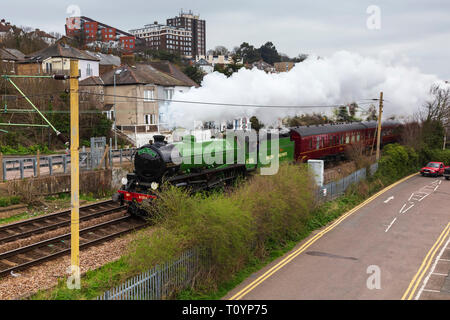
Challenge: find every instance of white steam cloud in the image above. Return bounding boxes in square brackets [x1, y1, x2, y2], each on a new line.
[167, 51, 446, 129]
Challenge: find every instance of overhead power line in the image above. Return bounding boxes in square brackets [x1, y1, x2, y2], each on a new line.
[77, 91, 377, 109]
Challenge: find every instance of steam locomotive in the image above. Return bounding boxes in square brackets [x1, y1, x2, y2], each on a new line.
[114, 121, 401, 215]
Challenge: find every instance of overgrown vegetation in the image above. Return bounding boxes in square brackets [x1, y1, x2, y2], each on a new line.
[0, 195, 21, 207]
[30, 145, 419, 300]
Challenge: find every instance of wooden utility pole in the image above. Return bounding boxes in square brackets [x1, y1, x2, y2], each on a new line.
[70, 60, 80, 281]
[376, 92, 383, 161]
[0, 153, 3, 181]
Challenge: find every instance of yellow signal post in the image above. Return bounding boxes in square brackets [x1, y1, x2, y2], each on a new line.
[70, 60, 80, 281]
[376, 91, 383, 161]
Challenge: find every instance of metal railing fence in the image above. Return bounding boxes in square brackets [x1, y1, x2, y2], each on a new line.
[1, 148, 136, 181]
[315, 162, 378, 202]
[97, 248, 200, 300]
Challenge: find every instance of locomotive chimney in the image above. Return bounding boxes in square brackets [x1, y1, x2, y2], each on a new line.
[153, 135, 166, 144]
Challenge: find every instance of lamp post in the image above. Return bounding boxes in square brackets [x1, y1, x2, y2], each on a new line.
[113, 69, 122, 150]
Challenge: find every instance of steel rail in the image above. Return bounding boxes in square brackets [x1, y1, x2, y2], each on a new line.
[0, 203, 127, 244]
[0, 200, 116, 233]
[0, 215, 148, 277]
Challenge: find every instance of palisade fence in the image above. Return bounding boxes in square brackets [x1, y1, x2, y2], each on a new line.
[315, 162, 379, 202]
[0, 148, 136, 181]
[96, 162, 379, 300]
[97, 248, 202, 300]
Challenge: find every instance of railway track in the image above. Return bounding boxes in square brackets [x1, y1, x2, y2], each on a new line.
[0, 200, 126, 245]
[0, 214, 148, 277]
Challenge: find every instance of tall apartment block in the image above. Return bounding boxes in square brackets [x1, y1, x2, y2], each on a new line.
[129, 22, 193, 57]
[65, 16, 136, 53]
[166, 10, 206, 57]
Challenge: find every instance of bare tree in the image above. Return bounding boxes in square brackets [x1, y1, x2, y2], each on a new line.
[207, 45, 229, 56]
[421, 84, 450, 149]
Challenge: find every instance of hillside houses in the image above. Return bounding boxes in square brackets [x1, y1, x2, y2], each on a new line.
[80, 62, 198, 146]
[18, 42, 100, 79]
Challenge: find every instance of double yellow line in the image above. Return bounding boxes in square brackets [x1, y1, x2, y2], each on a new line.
[401, 222, 450, 300]
[229, 172, 418, 300]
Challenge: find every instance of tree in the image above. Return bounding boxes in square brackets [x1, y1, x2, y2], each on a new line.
[183, 65, 204, 85]
[420, 84, 450, 149]
[258, 41, 281, 65]
[293, 53, 309, 63]
[249, 116, 264, 132]
[235, 42, 261, 64]
[333, 103, 361, 122]
[283, 113, 330, 127]
[365, 104, 378, 121]
[207, 45, 229, 56]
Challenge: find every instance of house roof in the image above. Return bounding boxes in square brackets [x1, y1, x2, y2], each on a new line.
[101, 62, 199, 88]
[3, 48, 26, 60]
[149, 61, 199, 87]
[28, 29, 56, 39]
[84, 51, 121, 66]
[79, 76, 104, 86]
[195, 58, 211, 66]
[25, 42, 100, 62]
[0, 48, 20, 61]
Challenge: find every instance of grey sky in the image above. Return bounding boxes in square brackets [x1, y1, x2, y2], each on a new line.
[3, 0, 449, 79]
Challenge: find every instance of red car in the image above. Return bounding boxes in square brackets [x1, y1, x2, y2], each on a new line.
[420, 162, 446, 177]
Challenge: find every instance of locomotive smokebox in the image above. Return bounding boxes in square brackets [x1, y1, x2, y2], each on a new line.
[134, 143, 181, 182]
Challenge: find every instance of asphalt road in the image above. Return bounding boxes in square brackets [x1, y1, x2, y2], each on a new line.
[226, 174, 450, 300]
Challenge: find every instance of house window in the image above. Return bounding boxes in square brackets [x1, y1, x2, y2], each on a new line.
[145, 114, 156, 125]
[164, 88, 174, 102]
[144, 90, 154, 101]
[45, 62, 52, 73]
[86, 63, 92, 76]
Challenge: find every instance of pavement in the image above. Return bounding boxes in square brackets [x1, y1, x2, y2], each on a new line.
[225, 174, 450, 300]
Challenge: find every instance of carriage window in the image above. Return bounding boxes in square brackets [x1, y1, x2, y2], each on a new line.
[346, 134, 350, 144]
[357, 133, 360, 142]
[309, 139, 312, 150]
[316, 136, 320, 149]
[341, 135, 344, 144]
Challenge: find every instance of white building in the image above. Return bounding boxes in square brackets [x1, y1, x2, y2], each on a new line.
[195, 55, 243, 66]
[25, 42, 100, 80]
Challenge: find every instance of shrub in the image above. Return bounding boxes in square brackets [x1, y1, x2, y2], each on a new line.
[375, 144, 419, 183]
[126, 164, 315, 288]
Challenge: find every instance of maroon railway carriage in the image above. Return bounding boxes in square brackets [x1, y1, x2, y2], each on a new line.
[289, 121, 401, 162]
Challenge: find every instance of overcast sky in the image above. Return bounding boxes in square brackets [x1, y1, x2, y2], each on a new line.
[3, 0, 449, 79]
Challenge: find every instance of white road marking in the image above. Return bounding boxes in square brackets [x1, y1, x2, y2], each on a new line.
[401, 204, 414, 214]
[385, 217, 397, 233]
[418, 193, 430, 202]
[439, 258, 450, 262]
[434, 185, 439, 191]
[415, 236, 450, 300]
[431, 273, 448, 276]
[408, 193, 414, 201]
[399, 204, 406, 214]
[384, 196, 394, 203]
[422, 289, 440, 293]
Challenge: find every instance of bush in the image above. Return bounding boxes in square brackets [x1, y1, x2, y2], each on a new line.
[0, 196, 21, 207]
[127, 164, 315, 288]
[418, 147, 450, 166]
[375, 144, 419, 183]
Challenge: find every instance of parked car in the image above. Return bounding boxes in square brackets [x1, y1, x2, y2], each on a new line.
[444, 166, 450, 180]
[420, 162, 446, 177]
